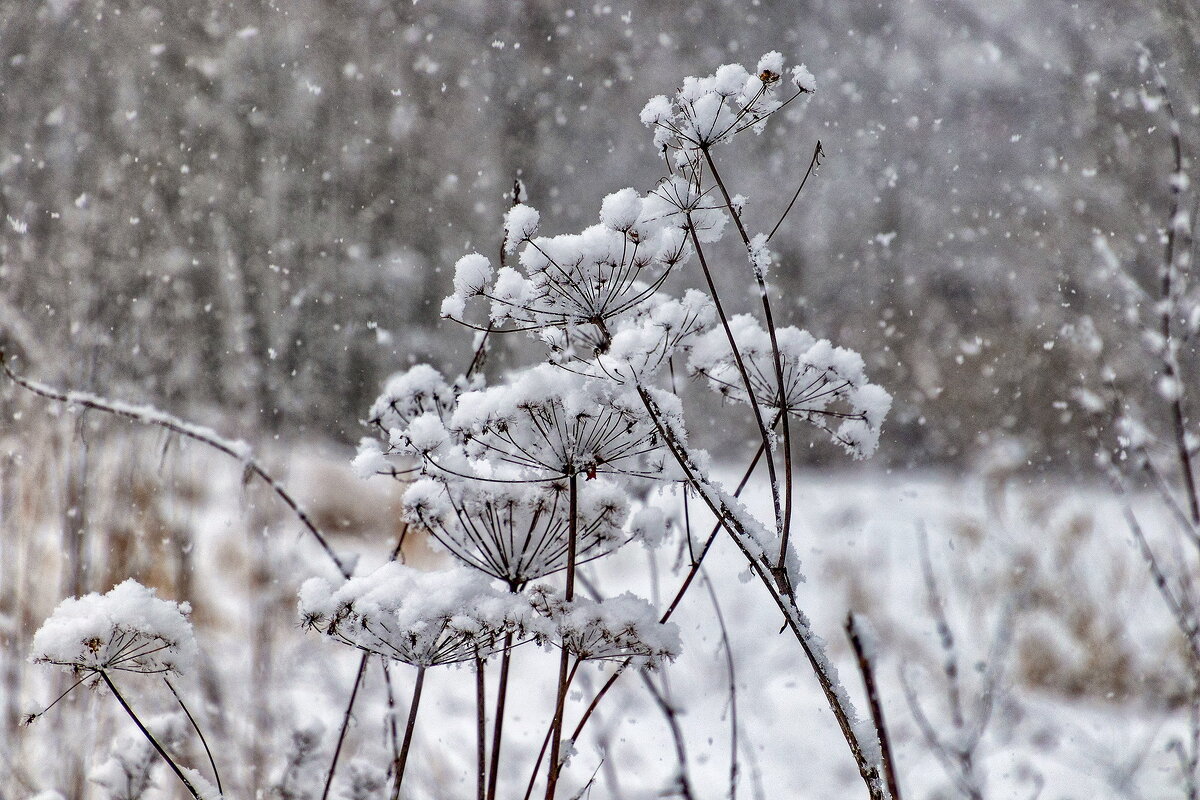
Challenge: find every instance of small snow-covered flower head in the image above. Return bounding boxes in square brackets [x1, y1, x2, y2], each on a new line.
[299, 563, 537, 667]
[640, 52, 812, 152]
[503, 204, 540, 254]
[31, 580, 198, 677]
[367, 364, 457, 432]
[689, 315, 892, 458]
[453, 253, 493, 297]
[529, 587, 680, 669]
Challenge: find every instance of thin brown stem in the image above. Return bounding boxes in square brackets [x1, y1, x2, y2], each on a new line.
[164, 677, 223, 797]
[391, 666, 427, 800]
[702, 570, 740, 800]
[846, 613, 902, 800]
[322, 653, 371, 800]
[101, 672, 200, 800]
[476, 656, 487, 800]
[767, 141, 824, 243]
[700, 146, 795, 589]
[545, 473, 579, 800]
[486, 633, 514, 800]
[0, 352, 350, 579]
[685, 222, 783, 541]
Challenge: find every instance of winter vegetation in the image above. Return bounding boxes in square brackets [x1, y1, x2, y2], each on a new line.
[2, 2, 1200, 799]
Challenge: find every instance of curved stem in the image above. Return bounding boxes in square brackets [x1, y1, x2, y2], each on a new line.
[0, 352, 350, 579]
[101, 672, 200, 800]
[164, 677, 223, 797]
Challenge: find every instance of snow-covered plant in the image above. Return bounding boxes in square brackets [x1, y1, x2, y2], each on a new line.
[28, 582, 216, 800]
[528, 586, 680, 669]
[18, 48, 896, 800]
[31, 580, 197, 679]
[1069, 50, 1200, 794]
[689, 314, 891, 458]
[298, 562, 536, 667]
[402, 476, 643, 587]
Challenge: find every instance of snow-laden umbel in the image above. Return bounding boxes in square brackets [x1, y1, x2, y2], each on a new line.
[444, 196, 690, 345]
[404, 476, 660, 587]
[31, 580, 198, 677]
[368, 364, 684, 484]
[366, 363, 458, 431]
[299, 562, 539, 666]
[689, 315, 892, 458]
[528, 586, 680, 669]
[450, 364, 681, 481]
[640, 51, 814, 152]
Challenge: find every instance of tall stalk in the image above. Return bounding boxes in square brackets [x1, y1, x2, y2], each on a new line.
[544, 471, 579, 800]
[700, 145, 796, 587]
[486, 633, 514, 800]
[476, 656, 487, 800]
[390, 666, 427, 800]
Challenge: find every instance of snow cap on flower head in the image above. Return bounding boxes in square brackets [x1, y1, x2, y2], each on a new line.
[299, 562, 541, 667]
[31, 580, 198, 677]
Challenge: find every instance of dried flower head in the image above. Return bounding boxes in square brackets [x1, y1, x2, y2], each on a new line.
[529, 586, 680, 669]
[299, 563, 541, 667]
[403, 476, 640, 587]
[689, 314, 892, 458]
[30, 580, 198, 678]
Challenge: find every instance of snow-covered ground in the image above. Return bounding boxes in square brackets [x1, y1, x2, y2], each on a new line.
[4, 443, 1191, 799]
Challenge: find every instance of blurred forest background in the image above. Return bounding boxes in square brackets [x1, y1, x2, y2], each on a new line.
[1, 0, 1199, 466]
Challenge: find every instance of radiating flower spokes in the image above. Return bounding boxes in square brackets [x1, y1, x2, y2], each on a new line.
[299, 563, 542, 667]
[689, 314, 892, 458]
[640, 52, 815, 154]
[528, 586, 680, 669]
[403, 476, 653, 588]
[30, 580, 198, 679]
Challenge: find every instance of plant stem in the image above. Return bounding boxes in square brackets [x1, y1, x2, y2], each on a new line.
[846, 613, 902, 800]
[526, 660, 581, 800]
[633, 384, 887, 799]
[486, 633, 514, 800]
[101, 672, 201, 800]
[476, 656, 487, 800]
[322, 653, 371, 800]
[544, 472, 579, 800]
[567, 431, 771, 750]
[391, 666, 427, 800]
[164, 677, 223, 797]
[685, 220, 783, 540]
[701, 146, 795, 589]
